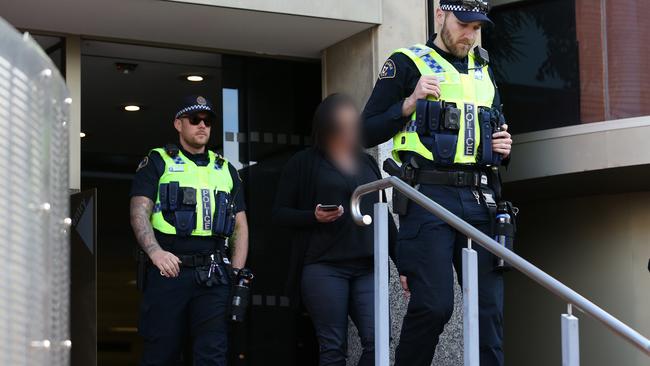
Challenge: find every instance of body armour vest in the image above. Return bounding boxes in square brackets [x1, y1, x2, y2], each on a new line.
[150, 147, 235, 237]
[391, 44, 497, 166]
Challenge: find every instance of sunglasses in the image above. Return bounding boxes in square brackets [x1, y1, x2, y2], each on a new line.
[180, 113, 214, 127]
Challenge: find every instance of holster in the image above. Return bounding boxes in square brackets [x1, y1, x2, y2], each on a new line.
[136, 249, 148, 292]
[383, 158, 418, 215]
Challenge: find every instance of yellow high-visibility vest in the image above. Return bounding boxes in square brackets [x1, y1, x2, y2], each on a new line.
[150, 148, 233, 236]
[391, 44, 496, 164]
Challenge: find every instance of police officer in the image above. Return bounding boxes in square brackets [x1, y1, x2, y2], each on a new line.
[362, 1, 512, 365]
[130, 95, 249, 366]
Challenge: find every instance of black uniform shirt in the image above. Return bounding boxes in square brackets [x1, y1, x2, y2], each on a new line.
[130, 145, 245, 255]
[362, 34, 502, 149]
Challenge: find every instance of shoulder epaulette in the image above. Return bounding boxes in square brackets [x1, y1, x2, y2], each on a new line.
[164, 143, 180, 158]
[407, 44, 433, 58]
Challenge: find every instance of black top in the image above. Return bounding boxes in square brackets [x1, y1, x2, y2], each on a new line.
[361, 35, 502, 149]
[130, 144, 245, 255]
[303, 156, 379, 265]
[273, 148, 397, 300]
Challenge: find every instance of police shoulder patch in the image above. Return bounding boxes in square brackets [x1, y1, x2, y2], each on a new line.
[379, 59, 396, 80]
[136, 156, 149, 172]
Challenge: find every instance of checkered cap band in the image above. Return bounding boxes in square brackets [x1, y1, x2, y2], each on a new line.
[440, 4, 483, 13]
[175, 104, 213, 119]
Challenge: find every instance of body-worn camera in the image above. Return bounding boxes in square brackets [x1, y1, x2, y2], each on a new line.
[443, 103, 461, 131]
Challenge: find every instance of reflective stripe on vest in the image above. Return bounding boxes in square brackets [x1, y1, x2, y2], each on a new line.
[150, 148, 234, 236]
[391, 44, 496, 164]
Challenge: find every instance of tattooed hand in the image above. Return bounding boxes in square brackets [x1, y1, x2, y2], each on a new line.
[130, 196, 182, 277]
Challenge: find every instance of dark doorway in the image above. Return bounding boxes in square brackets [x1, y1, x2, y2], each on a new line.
[80, 40, 321, 365]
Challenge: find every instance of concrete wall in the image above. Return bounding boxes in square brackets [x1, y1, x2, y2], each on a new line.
[165, 0, 382, 24]
[504, 192, 650, 366]
[322, 1, 467, 365]
[503, 116, 650, 183]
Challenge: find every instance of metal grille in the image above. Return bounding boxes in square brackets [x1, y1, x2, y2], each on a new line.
[0, 18, 70, 366]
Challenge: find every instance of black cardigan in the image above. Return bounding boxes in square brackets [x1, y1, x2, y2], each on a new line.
[272, 147, 397, 303]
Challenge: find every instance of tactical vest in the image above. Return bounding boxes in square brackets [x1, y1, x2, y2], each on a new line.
[150, 147, 235, 237]
[392, 44, 497, 165]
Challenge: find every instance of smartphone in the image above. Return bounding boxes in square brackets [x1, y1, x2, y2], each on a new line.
[319, 204, 340, 212]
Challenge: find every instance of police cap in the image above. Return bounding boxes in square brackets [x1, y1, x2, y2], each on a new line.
[174, 95, 217, 120]
[439, 0, 493, 25]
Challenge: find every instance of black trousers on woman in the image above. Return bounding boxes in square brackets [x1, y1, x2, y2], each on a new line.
[301, 261, 375, 366]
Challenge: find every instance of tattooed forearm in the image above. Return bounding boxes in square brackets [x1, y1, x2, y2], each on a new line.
[130, 196, 162, 256]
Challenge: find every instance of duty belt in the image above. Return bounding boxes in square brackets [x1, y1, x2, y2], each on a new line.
[177, 251, 225, 267]
[415, 169, 487, 187]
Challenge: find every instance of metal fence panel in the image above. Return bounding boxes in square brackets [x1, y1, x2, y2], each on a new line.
[0, 17, 70, 366]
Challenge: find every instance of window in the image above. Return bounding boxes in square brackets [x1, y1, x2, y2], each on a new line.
[32, 34, 65, 77]
[483, 0, 580, 134]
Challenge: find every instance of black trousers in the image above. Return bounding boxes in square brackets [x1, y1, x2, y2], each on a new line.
[301, 261, 375, 366]
[395, 184, 504, 366]
[139, 264, 231, 366]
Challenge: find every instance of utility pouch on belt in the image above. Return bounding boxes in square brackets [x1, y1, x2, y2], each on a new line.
[383, 158, 417, 216]
[213, 191, 236, 238]
[195, 254, 229, 287]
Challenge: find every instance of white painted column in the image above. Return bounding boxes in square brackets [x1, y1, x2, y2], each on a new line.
[65, 35, 81, 191]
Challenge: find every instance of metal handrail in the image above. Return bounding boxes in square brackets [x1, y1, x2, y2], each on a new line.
[350, 176, 650, 356]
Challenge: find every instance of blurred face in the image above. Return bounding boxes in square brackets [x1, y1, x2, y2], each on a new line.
[437, 10, 482, 58]
[332, 104, 360, 149]
[174, 111, 212, 149]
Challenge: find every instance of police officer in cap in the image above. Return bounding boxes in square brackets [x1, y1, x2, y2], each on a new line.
[362, 1, 512, 365]
[130, 95, 249, 365]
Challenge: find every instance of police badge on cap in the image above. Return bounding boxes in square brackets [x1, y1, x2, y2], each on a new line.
[439, 0, 493, 25]
[175, 95, 216, 119]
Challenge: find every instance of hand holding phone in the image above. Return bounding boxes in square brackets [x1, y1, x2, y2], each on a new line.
[318, 204, 339, 212]
[315, 204, 344, 223]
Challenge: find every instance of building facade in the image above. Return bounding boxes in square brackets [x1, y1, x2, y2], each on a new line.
[1, 0, 648, 365]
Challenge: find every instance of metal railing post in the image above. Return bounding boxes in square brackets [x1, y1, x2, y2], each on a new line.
[374, 202, 390, 366]
[350, 177, 650, 357]
[463, 239, 480, 366]
[562, 304, 580, 366]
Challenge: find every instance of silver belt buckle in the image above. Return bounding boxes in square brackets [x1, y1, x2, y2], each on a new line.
[480, 174, 488, 186]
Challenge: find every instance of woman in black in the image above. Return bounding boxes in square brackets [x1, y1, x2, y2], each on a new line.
[273, 94, 396, 366]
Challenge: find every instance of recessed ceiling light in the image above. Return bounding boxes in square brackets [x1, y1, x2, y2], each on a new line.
[79, 132, 86, 138]
[186, 75, 204, 82]
[124, 105, 140, 112]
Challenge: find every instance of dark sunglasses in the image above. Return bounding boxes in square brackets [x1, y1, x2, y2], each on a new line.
[181, 113, 214, 127]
